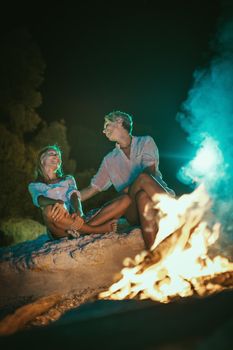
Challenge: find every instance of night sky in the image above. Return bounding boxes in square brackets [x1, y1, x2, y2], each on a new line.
[1, 0, 224, 194]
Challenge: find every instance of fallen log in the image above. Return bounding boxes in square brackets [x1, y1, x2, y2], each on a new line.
[0, 224, 145, 314]
[203, 270, 233, 287]
[1, 288, 233, 350]
[0, 294, 63, 335]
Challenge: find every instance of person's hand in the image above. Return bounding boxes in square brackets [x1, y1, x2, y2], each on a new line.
[51, 202, 68, 222]
[70, 213, 78, 220]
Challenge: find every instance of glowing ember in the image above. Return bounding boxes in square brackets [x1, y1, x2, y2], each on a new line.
[99, 185, 233, 303]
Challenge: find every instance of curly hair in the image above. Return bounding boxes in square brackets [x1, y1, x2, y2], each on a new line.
[104, 110, 133, 134]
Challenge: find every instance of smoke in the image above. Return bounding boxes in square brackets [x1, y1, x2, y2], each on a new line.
[176, 3, 233, 235]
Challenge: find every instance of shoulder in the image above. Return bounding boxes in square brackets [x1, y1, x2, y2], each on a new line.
[63, 174, 74, 180]
[28, 180, 43, 187]
[139, 135, 155, 142]
[134, 135, 156, 147]
[103, 148, 119, 162]
[62, 175, 76, 183]
[28, 181, 47, 191]
[28, 182, 35, 190]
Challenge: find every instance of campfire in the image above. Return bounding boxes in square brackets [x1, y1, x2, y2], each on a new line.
[99, 185, 233, 302]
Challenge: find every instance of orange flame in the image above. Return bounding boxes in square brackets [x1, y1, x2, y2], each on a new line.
[99, 185, 233, 302]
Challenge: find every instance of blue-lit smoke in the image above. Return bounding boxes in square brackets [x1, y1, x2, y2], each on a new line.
[176, 15, 233, 234]
[179, 136, 225, 186]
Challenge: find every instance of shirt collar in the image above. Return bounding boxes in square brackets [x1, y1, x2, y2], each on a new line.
[115, 135, 134, 150]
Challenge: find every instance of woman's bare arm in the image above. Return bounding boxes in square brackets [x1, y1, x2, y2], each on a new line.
[38, 195, 64, 208]
[38, 196, 66, 221]
[70, 192, 84, 217]
[80, 185, 100, 202]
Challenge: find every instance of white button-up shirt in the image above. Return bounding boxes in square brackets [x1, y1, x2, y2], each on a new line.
[91, 135, 173, 194]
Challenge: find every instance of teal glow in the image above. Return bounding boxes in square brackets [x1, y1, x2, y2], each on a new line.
[178, 136, 225, 186]
[176, 19, 233, 200]
[176, 15, 233, 235]
[190, 138, 223, 176]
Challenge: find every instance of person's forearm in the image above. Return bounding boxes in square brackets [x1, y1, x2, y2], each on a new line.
[80, 185, 99, 202]
[38, 196, 63, 209]
[70, 193, 83, 217]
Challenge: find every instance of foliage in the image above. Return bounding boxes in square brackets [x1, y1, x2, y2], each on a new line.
[0, 28, 76, 222]
[0, 124, 37, 219]
[32, 119, 76, 175]
[0, 217, 46, 246]
[0, 29, 44, 136]
[0, 27, 115, 228]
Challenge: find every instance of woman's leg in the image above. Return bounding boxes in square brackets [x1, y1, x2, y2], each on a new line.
[43, 205, 117, 239]
[86, 194, 131, 226]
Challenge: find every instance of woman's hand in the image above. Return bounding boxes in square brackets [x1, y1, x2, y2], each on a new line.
[51, 202, 68, 222]
[70, 213, 79, 220]
[70, 212, 85, 221]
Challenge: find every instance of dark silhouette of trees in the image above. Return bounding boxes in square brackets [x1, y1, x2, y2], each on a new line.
[0, 29, 76, 221]
[32, 119, 76, 175]
[0, 29, 44, 136]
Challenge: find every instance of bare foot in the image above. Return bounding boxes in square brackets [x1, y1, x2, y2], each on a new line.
[102, 219, 118, 233]
[111, 219, 118, 233]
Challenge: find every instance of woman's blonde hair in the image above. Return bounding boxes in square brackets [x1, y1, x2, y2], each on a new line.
[35, 144, 63, 180]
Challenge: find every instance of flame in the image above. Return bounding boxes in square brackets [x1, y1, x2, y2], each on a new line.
[99, 185, 233, 302]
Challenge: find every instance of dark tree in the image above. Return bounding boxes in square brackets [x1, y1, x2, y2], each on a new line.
[0, 29, 76, 221]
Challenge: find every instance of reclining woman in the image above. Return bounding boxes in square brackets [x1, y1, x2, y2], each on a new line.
[28, 145, 131, 240]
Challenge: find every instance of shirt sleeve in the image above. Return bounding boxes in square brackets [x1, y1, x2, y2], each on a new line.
[66, 175, 81, 200]
[91, 158, 112, 191]
[28, 182, 48, 207]
[141, 136, 159, 170]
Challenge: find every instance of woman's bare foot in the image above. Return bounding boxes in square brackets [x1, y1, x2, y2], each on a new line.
[110, 219, 118, 233]
[97, 219, 118, 233]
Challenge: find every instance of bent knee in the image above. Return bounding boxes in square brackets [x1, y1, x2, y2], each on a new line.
[121, 194, 132, 207]
[137, 172, 150, 182]
[132, 172, 150, 187]
[135, 190, 148, 201]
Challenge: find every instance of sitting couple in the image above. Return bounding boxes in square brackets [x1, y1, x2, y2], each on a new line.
[28, 111, 175, 249]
